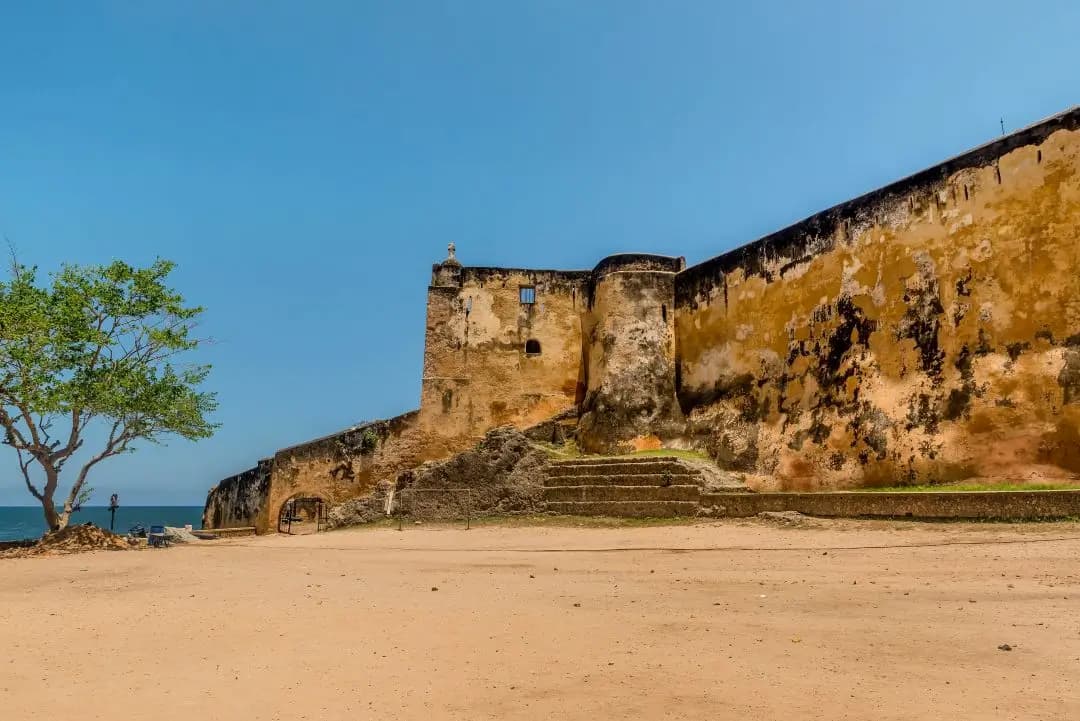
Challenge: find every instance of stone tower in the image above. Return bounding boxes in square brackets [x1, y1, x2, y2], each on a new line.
[577, 254, 686, 453]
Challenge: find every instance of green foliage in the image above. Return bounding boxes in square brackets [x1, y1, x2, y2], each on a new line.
[535, 440, 712, 463]
[627, 448, 712, 461]
[0, 257, 218, 530]
[533, 438, 582, 458]
[359, 427, 379, 454]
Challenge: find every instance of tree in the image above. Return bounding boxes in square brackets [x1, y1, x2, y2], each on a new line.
[0, 258, 217, 532]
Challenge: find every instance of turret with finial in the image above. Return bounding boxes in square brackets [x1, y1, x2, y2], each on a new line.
[431, 242, 463, 286]
[443, 242, 461, 267]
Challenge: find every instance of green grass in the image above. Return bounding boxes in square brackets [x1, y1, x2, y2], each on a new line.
[532, 439, 583, 458]
[534, 440, 713, 463]
[856, 481, 1080, 493]
[625, 448, 712, 461]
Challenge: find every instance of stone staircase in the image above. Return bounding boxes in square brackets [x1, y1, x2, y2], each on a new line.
[544, 456, 742, 518]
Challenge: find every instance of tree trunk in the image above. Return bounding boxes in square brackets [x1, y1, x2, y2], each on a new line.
[38, 466, 71, 533]
[41, 496, 62, 534]
[58, 501, 73, 531]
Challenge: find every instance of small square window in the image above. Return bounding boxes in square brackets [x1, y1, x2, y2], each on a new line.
[519, 286, 536, 305]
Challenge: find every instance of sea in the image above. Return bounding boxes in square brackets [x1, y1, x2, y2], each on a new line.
[0, 506, 204, 542]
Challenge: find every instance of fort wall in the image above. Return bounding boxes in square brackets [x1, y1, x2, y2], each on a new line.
[420, 263, 590, 441]
[674, 108, 1080, 488]
[578, 254, 685, 452]
[205, 106, 1080, 529]
[202, 458, 271, 529]
[253, 412, 430, 533]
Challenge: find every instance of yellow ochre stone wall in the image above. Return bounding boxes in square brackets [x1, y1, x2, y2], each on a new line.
[206, 106, 1080, 530]
[675, 109, 1080, 489]
[577, 255, 686, 452]
[420, 266, 589, 440]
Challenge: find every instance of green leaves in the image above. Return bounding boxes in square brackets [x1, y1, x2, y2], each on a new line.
[0, 257, 218, 529]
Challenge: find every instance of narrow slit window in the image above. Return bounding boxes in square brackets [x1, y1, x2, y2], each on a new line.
[519, 286, 536, 305]
[525, 339, 541, 355]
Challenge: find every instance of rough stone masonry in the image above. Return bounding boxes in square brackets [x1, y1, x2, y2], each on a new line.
[205, 106, 1080, 530]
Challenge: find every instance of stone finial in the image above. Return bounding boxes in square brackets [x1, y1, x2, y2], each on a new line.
[441, 242, 462, 268]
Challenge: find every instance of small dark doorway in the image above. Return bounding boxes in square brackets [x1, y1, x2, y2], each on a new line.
[278, 496, 327, 534]
[525, 339, 541, 356]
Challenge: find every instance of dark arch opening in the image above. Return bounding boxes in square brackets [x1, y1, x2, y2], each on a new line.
[525, 339, 541, 355]
[278, 495, 327, 534]
[661, 304, 668, 323]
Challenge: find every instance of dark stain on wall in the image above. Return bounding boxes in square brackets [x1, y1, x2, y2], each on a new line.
[202, 458, 272, 529]
[897, 272, 945, 379]
[675, 107, 1080, 309]
[1059, 339, 1080, 405]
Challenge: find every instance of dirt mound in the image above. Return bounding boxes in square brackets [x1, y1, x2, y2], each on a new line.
[328, 427, 550, 527]
[7, 523, 137, 557]
[755, 510, 813, 526]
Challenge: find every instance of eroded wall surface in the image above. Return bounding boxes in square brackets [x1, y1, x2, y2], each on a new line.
[420, 266, 589, 442]
[675, 109, 1080, 489]
[255, 411, 445, 533]
[206, 107, 1080, 528]
[202, 458, 272, 529]
[578, 255, 685, 452]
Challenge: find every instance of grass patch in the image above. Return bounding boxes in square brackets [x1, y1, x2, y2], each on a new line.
[533, 439, 583, 459]
[626, 448, 712, 461]
[856, 482, 1080, 493]
[535, 440, 713, 463]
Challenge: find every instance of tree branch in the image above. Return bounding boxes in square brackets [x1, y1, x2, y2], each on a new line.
[63, 419, 134, 513]
[0, 406, 33, 452]
[16, 448, 43, 502]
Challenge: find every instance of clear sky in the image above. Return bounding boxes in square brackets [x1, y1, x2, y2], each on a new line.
[1, 1, 1077, 505]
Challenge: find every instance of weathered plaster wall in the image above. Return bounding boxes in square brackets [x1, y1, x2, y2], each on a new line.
[578, 254, 685, 452]
[420, 265, 589, 443]
[675, 108, 1080, 489]
[701, 490, 1080, 520]
[256, 411, 441, 533]
[202, 458, 272, 529]
[207, 107, 1080, 527]
[207, 260, 590, 533]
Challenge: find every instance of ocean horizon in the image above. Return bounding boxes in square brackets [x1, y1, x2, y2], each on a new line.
[0, 506, 204, 542]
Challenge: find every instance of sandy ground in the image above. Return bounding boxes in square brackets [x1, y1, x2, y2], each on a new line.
[3, 518, 1080, 721]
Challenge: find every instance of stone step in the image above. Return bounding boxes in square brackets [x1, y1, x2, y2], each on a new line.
[553, 455, 691, 466]
[700, 490, 752, 506]
[548, 461, 693, 477]
[545, 500, 699, 518]
[543, 484, 702, 503]
[544, 473, 703, 488]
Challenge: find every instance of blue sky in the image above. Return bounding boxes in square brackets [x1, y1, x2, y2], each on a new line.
[1, 1, 1077, 505]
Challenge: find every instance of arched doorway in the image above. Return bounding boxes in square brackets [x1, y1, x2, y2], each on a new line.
[277, 495, 327, 535]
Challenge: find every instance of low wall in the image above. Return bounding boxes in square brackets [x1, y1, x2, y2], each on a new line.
[701, 490, 1080, 520]
[193, 526, 256, 539]
[202, 459, 272, 530]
